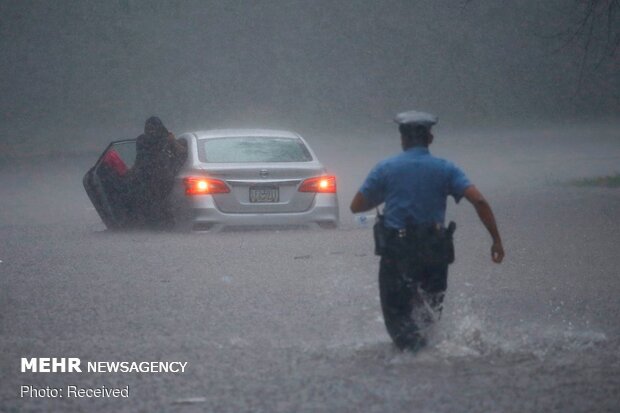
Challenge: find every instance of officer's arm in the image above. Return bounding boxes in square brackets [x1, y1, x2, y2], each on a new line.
[463, 185, 504, 263]
[350, 191, 374, 213]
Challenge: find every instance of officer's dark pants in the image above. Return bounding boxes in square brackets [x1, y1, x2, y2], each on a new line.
[379, 256, 448, 350]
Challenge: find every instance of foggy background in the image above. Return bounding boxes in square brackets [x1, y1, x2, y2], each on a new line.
[2, 3, 620, 411]
[1, 0, 618, 159]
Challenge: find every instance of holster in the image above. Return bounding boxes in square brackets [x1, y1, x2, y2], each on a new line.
[373, 212, 388, 256]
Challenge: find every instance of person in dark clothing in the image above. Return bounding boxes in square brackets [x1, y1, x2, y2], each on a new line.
[129, 116, 187, 229]
[350, 110, 504, 351]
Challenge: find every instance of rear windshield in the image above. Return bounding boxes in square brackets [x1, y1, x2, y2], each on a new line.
[198, 137, 313, 163]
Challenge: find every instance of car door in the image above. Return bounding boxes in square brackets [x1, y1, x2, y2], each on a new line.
[83, 139, 137, 229]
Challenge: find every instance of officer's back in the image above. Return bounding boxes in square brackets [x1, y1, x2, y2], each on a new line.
[353, 111, 470, 229]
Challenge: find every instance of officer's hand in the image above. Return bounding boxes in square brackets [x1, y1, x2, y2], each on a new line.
[491, 241, 504, 263]
[167, 132, 176, 142]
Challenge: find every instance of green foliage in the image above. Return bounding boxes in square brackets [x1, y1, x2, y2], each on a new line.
[570, 174, 620, 187]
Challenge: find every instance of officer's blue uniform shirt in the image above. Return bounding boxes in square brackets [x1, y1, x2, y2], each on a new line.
[359, 147, 471, 229]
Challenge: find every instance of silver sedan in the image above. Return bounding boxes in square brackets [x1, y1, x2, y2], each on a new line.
[171, 129, 339, 231]
[84, 129, 339, 231]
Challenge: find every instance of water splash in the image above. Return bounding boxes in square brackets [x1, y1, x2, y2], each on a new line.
[427, 295, 608, 359]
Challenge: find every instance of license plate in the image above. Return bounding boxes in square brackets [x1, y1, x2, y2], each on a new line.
[249, 186, 279, 203]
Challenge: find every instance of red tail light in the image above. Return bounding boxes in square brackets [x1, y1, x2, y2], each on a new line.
[184, 177, 230, 195]
[298, 175, 337, 193]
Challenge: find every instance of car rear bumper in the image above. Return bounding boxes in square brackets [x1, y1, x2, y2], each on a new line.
[174, 193, 339, 231]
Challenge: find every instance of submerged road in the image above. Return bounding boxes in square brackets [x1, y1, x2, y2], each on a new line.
[1, 127, 619, 412]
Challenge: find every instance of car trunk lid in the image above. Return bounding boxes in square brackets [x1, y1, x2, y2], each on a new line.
[192, 163, 326, 213]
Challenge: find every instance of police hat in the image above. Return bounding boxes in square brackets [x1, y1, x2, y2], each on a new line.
[394, 110, 438, 128]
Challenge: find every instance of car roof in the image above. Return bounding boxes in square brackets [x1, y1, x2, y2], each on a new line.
[193, 129, 302, 140]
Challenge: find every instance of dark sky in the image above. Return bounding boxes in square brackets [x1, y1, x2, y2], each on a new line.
[1, 0, 618, 154]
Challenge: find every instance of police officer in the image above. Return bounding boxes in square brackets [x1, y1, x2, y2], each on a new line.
[350, 110, 504, 351]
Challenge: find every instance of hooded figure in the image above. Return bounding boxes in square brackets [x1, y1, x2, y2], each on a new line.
[130, 116, 187, 228]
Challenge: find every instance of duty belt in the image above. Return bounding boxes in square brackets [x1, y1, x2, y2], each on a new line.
[388, 222, 456, 239]
[388, 224, 442, 238]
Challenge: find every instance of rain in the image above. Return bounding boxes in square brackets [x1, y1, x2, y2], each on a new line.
[1, 1, 619, 411]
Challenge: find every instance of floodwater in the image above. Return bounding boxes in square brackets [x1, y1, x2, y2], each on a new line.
[0, 124, 619, 412]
